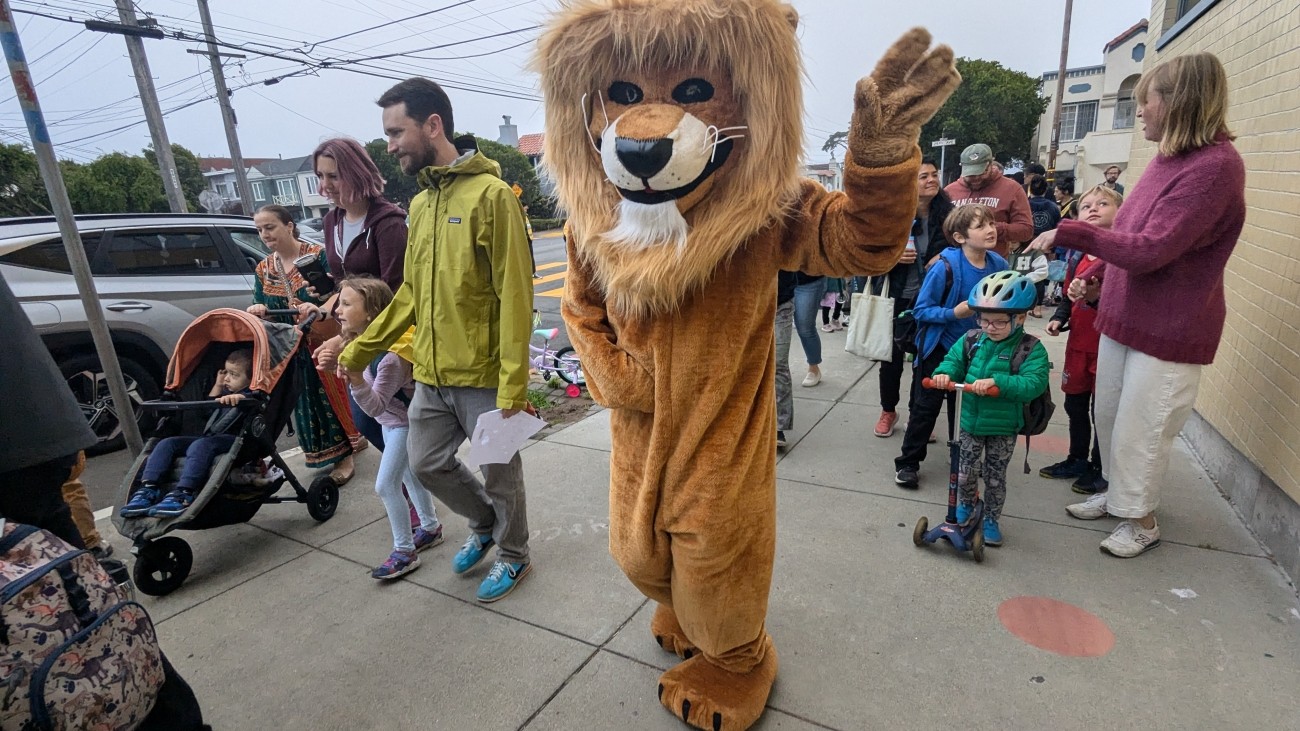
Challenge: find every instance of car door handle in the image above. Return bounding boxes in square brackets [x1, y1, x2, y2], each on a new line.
[105, 301, 153, 312]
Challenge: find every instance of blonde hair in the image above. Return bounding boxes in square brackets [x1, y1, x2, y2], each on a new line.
[1136, 52, 1234, 157]
[943, 204, 995, 242]
[337, 276, 393, 340]
[1079, 184, 1124, 209]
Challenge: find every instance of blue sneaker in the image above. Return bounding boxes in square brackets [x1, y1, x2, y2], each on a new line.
[120, 486, 160, 518]
[955, 502, 973, 524]
[412, 525, 444, 552]
[451, 533, 495, 574]
[983, 517, 1003, 547]
[371, 550, 421, 580]
[149, 490, 194, 518]
[476, 560, 531, 603]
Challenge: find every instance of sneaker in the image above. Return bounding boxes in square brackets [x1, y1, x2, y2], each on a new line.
[894, 467, 919, 490]
[820, 323, 834, 333]
[776, 431, 788, 449]
[1039, 457, 1090, 480]
[840, 314, 851, 326]
[149, 490, 195, 518]
[874, 411, 898, 438]
[1072, 468, 1109, 495]
[412, 525, 444, 552]
[451, 533, 496, 574]
[89, 544, 114, 560]
[476, 560, 532, 602]
[833, 320, 844, 332]
[1100, 520, 1161, 558]
[1066, 492, 1110, 520]
[955, 501, 973, 524]
[983, 517, 1003, 547]
[119, 486, 160, 518]
[371, 550, 421, 580]
[801, 371, 821, 387]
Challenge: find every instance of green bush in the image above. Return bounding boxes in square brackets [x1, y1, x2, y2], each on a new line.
[530, 218, 566, 232]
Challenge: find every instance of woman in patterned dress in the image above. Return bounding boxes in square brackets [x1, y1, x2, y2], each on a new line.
[246, 205, 357, 482]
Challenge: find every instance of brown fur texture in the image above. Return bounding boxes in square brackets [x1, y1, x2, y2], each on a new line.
[540, 3, 959, 729]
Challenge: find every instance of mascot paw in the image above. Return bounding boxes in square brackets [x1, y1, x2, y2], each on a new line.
[651, 604, 700, 659]
[656, 637, 778, 731]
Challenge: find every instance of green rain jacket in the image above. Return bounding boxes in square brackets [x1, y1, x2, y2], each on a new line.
[933, 327, 1051, 436]
[339, 151, 534, 410]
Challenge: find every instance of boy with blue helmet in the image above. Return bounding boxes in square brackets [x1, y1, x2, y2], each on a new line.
[930, 272, 1051, 545]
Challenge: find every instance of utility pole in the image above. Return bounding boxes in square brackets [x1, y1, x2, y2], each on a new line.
[194, 0, 253, 214]
[0, 0, 145, 455]
[1046, 0, 1074, 182]
[112, 0, 187, 213]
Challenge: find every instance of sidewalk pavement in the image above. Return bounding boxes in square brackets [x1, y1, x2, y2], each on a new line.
[97, 319, 1300, 730]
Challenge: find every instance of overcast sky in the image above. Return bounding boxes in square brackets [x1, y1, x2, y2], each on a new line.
[1, 0, 1150, 167]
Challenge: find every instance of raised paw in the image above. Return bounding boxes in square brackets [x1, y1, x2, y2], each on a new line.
[655, 637, 778, 731]
[650, 603, 699, 659]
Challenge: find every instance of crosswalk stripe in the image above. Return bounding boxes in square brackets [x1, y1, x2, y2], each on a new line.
[535, 261, 565, 272]
[536, 288, 566, 298]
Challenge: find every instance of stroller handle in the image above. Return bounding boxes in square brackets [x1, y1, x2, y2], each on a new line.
[921, 378, 1001, 398]
[261, 308, 320, 332]
[143, 392, 268, 412]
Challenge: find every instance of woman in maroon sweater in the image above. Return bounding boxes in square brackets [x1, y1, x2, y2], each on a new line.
[1029, 53, 1245, 558]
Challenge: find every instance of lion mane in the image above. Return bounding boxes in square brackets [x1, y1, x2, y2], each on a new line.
[534, 0, 806, 320]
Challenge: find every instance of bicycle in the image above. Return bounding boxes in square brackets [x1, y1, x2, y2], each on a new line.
[530, 314, 585, 387]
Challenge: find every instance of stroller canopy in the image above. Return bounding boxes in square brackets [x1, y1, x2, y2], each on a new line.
[165, 308, 304, 392]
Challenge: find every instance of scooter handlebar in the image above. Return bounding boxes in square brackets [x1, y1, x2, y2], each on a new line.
[921, 377, 1000, 398]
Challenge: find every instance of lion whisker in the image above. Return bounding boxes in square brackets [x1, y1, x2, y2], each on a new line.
[709, 134, 746, 162]
[580, 92, 599, 154]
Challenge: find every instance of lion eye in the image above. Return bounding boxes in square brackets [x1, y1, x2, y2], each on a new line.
[671, 78, 714, 104]
[607, 81, 644, 105]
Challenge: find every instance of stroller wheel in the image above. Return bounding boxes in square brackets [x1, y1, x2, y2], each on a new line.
[307, 476, 340, 522]
[132, 537, 193, 596]
[912, 517, 928, 546]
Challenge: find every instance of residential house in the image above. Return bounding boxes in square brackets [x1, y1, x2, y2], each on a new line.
[802, 161, 842, 192]
[1123, 0, 1300, 580]
[199, 156, 274, 214]
[250, 156, 330, 220]
[1032, 20, 1149, 189]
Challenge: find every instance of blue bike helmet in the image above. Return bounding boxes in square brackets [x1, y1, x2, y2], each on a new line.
[968, 271, 1037, 314]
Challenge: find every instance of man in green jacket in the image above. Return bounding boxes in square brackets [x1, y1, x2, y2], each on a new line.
[339, 78, 535, 603]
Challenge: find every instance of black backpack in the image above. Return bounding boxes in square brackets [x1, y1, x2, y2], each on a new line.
[962, 329, 1055, 473]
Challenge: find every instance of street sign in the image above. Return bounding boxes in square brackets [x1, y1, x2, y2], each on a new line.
[931, 138, 956, 147]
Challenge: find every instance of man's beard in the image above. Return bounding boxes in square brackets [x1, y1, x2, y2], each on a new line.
[401, 143, 438, 176]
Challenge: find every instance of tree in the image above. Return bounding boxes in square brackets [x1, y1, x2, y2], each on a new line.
[365, 138, 421, 209]
[473, 135, 542, 207]
[63, 153, 167, 214]
[0, 142, 51, 217]
[144, 143, 206, 212]
[919, 58, 1047, 166]
[821, 131, 847, 160]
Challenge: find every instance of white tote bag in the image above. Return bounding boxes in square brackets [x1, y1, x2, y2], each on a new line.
[844, 277, 895, 361]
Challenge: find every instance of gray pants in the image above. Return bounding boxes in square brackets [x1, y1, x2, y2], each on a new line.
[775, 300, 794, 431]
[407, 384, 530, 563]
[958, 432, 1017, 521]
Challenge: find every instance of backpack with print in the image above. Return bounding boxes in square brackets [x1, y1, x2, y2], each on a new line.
[0, 520, 165, 731]
[963, 330, 1055, 473]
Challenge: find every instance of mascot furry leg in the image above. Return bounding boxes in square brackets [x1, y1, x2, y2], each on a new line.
[536, 2, 959, 729]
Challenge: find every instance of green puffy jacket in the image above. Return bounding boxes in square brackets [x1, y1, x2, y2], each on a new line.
[933, 327, 1051, 437]
[339, 152, 534, 410]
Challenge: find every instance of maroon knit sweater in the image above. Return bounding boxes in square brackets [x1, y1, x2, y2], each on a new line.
[1055, 134, 1245, 365]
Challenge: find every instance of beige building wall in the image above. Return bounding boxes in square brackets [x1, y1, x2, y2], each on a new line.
[1127, 0, 1300, 501]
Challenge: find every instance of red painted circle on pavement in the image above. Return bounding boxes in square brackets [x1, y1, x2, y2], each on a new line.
[998, 596, 1115, 657]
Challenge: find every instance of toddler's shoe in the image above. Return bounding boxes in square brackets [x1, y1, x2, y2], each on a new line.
[452, 532, 495, 574]
[412, 525, 444, 552]
[476, 560, 532, 603]
[371, 550, 421, 580]
[956, 501, 973, 524]
[149, 490, 195, 518]
[120, 485, 161, 518]
[983, 517, 1003, 547]
[776, 431, 788, 449]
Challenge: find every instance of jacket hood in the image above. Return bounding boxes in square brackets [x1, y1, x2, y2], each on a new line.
[364, 197, 407, 227]
[416, 151, 502, 190]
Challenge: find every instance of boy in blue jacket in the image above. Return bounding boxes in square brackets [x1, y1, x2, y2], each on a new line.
[931, 272, 1051, 545]
[894, 204, 1008, 490]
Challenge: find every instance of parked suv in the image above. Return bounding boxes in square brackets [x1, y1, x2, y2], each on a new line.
[0, 213, 272, 454]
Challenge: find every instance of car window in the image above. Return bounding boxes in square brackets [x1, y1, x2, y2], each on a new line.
[102, 229, 227, 275]
[228, 230, 268, 272]
[0, 235, 100, 273]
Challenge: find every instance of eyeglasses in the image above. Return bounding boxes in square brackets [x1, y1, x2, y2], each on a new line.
[977, 318, 1013, 330]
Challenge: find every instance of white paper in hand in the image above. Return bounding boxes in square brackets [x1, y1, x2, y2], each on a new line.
[466, 409, 546, 469]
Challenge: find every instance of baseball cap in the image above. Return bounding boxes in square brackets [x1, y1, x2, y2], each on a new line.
[960, 143, 993, 177]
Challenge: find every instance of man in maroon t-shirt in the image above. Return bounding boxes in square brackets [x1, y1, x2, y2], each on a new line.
[944, 143, 1033, 259]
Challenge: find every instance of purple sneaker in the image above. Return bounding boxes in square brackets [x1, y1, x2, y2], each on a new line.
[412, 525, 444, 552]
[371, 550, 421, 580]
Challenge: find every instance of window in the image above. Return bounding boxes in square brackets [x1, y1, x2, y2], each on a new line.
[228, 229, 267, 272]
[250, 181, 266, 200]
[101, 229, 226, 276]
[276, 178, 297, 200]
[1113, 75, 1139, 130]
[0, 235, 99, 273]
[1058, 101, 1098, 142]
[1158, 0, 1222, 50]
[303, 175, 319, 195]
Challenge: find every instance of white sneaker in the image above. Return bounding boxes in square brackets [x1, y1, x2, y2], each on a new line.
[801, 371, 821, 387]
[1100, 520, 1161, 558]
[1066, 492, 1109, 520]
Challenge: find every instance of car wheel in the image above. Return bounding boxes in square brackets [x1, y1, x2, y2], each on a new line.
[59, 353, 160, 456]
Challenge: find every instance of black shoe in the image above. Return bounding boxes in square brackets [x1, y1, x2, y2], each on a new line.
[1072, 467, 1108, 494]
[776, 431, 788, 449]
[1040, 456, 1090, 480]
[895, 467, 919, 489]
[89, 544, 115, 560]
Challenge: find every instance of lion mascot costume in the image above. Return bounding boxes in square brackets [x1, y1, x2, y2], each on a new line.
[535, 2, 959, 729]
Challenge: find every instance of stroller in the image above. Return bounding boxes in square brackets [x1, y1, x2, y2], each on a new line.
[112, 308, 339, 596]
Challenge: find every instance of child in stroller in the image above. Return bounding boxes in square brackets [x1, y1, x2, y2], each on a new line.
[119, 349, 258, 518]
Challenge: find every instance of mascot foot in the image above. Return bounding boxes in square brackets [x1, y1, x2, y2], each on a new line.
[656, 637, 778, 731]
[651, 604, 699, 659]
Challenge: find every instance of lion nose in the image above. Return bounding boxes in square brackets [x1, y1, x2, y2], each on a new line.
[615, 137, 673, 180]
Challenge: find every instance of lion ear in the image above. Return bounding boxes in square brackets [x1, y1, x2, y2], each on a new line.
[780, 4, 798, 31]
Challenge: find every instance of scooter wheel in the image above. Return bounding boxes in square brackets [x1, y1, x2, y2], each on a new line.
[971, 530, 986, 563]
[912, 517, 928, 546]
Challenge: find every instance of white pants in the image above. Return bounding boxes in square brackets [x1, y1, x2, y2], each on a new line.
[1094, 336, 1202, 519]
[378, 425, 441, 553]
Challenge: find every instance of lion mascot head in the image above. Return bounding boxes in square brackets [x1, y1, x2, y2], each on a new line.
[535, 0, 805, 319]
